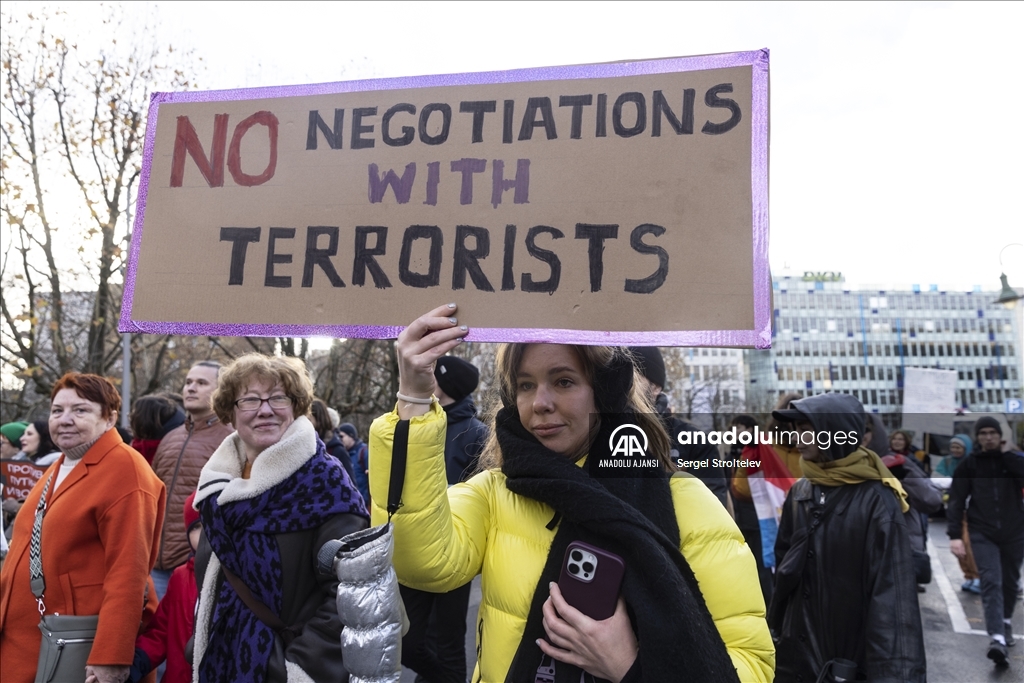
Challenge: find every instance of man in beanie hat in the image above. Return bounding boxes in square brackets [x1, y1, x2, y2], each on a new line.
[338, 422, 371, 506]
[432, 355, 487, 483]
[399, 354, 488, 683]
[769, 392, 926, 682]
[628, 347, 727, 505]
[947, 416, 1024, 666]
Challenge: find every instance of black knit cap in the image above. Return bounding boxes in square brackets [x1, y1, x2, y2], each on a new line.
[628, 346, 666, 390]
[434, 355, 480, 402]
[974, 415, 1002, 437]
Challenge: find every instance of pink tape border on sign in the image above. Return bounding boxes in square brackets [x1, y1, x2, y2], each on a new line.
[120, 49, 771, 347]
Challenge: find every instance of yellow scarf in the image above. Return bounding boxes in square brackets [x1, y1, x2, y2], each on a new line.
[800, 447, 910, 513]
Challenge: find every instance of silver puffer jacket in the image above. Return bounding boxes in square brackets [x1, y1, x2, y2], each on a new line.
[327, 523, 407, 683]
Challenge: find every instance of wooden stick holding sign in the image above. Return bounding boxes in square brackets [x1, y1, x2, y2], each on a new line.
[120, 50, 770, 346]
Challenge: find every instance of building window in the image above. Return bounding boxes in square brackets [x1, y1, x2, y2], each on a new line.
[842, 366, 849, 380]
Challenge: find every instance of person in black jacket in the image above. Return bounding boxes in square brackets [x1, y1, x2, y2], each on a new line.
[400, 354, 489, 683]
[769, 393, 926, 683]
[946, 416, 1024, 666]
[628, 347, 728, 505]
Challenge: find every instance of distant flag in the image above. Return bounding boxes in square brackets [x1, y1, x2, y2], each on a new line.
[745, 443, 796, 569]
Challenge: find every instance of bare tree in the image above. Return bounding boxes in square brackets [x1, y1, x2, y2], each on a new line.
[1, 7, 194, 408]
[661, 348, 746, 429]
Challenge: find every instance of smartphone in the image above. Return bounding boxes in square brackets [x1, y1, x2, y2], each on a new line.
[556, 541, 625, 621]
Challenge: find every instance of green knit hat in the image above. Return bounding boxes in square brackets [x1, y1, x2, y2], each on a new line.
[0, 421, 30, 447]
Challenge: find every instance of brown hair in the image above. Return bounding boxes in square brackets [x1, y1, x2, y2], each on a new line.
[50, 373, 121, 419]
[130, 395, 181, 440]
[476, 344, 671, 471]
[889, 429, 914, 452]
[212, 354, 314, 424]
[309, 398, 332, 439]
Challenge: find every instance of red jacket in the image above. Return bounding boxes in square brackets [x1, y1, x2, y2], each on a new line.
[136, 556, 197, 683]
[0, 428, 165, 682]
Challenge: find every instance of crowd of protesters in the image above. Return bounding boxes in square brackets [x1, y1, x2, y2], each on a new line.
[0, 322, 1021, 682]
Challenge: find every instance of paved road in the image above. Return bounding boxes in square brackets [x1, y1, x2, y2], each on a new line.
[400, 523, 1023, 682]
[921, 522, 1023, 682]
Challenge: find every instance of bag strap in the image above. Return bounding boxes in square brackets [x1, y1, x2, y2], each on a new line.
[220, 564, 290, 633]
[387, 419, 411, 521]
[29, 471, 57, 611]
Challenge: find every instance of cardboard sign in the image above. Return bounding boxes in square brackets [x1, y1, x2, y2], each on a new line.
[902, 367, 958, 436]
[120, 50, 770, 346]
[0, 459, 47, 500]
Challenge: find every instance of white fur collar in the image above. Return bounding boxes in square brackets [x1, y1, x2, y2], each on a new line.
[195, 415, 316, 506]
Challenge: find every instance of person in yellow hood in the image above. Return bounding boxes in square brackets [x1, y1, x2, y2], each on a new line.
[369, 304, 774, 683]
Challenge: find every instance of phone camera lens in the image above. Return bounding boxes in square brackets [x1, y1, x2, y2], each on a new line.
[568, 563, 580, 575]
[571, 550, 583, 562]
[582, 562, 594, 573]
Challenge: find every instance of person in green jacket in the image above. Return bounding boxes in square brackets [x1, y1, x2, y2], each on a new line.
[369, 304, 775, 683]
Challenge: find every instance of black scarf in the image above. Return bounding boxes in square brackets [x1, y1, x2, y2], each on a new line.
[498, 407, 739, 683]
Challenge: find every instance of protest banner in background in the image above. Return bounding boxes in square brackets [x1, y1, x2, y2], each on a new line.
[902, 367, 958, 436]
[0, 460, 46, 500]
[120, 50, 770, 346]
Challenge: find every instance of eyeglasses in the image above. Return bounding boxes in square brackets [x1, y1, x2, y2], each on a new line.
[234, 395, 293, 412]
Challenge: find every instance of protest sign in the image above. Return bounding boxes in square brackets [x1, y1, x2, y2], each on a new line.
[902, 367, 958, 436]
[0, 459, 46, 500]
[120, 50, 770, 346]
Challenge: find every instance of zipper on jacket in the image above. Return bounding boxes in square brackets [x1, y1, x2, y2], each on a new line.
[473, 617, 483, 683]
[159, 421, 195, 568]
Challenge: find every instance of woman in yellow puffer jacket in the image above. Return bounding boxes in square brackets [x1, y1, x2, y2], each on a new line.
[369, 305, 775, 683]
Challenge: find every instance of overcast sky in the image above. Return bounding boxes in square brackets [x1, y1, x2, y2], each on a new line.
[15, 1, 1024, 292]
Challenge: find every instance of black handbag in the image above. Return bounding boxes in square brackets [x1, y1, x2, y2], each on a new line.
[912, 548, 932, 585]
[30, 472, 98, 683]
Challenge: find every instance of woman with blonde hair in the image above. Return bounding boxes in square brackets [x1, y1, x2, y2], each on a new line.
[368, 305, 774, 683]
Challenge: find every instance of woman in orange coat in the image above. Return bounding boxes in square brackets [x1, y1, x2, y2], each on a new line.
[0, 373, 166, 683]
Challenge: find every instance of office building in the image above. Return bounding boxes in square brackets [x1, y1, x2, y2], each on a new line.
[745, 273, 1023, 424]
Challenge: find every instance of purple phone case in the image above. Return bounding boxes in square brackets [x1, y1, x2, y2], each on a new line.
[557, 541, 625, 621]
